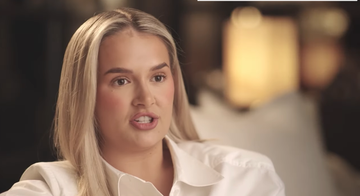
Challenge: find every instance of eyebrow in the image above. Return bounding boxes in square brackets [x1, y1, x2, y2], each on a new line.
[150, 62, 169, 71]
[104, 62, 169, 75]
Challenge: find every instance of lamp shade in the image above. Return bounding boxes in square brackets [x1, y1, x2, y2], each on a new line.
[223, 11, 299, 108]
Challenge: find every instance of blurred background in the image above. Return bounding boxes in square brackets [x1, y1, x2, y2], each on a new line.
[1, 0, 360, 195]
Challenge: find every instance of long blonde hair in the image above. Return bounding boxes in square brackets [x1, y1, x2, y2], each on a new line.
[53, 8, 199, 196]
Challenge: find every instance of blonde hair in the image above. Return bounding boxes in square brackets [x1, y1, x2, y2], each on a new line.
[53, 8, 199, 196]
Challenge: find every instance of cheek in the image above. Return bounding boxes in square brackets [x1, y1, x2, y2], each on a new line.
[96, 88, 127, 117]
[167, 81, 175, 102]
[162, 77, 175, 106]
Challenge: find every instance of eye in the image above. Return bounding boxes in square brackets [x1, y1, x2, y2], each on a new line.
[152, 74, 166, 82]
[114, 78, 130, 86]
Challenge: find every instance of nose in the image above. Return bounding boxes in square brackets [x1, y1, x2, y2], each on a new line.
[132, 82, 155, 108]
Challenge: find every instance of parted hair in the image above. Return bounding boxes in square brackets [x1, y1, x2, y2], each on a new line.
[53, 7, 199, 196]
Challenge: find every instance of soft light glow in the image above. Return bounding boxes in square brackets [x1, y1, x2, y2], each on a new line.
[231, 7, 262, 29]
[223, 15, 298, 108]
[302, 41, 343, 89]
[299, 7, 347, 90]
[322, 8, 349, 37]
[300, 7, 349, 38]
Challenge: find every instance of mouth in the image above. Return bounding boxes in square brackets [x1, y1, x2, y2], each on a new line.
[130, 112, 159, 130]
[134, 116, 154, 123]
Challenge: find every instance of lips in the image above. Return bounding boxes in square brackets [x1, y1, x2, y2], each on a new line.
[130, 112, 159, 130]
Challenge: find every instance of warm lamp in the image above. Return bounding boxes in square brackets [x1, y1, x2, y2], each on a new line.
[223, 7, 299, 108]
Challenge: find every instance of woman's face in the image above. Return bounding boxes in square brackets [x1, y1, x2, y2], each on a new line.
[96, 29, 174, 153]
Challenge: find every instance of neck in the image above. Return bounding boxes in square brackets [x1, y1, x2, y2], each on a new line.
[102, 139, 174, 195]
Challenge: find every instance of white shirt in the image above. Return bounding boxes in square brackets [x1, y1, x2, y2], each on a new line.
[1, 136, 285, 196]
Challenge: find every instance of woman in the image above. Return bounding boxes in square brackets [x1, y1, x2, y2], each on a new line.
[2, 8, 285, 196]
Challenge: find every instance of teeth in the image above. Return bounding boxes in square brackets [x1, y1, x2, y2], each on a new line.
[135, 116, 153, 123]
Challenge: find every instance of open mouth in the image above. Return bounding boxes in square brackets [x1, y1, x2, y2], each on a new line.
[130, 112, 159, 130]
[134, 116, 154, 123]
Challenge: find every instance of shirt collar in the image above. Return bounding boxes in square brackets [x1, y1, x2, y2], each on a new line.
[163, 135, 223, 187]
[102, 136, 223, 195]
[102, 156, 123, 196]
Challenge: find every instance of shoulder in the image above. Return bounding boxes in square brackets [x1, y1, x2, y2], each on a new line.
[178, 141, 275, 170]
[177, 141, 285, 195]
[3, 161, 78, 196]
[21, 161, 76, 180]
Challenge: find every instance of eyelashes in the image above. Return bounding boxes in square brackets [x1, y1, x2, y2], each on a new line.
[114, 78, 130, 86]
[151, 74, 166, 82]
[112, 73, 167, 86]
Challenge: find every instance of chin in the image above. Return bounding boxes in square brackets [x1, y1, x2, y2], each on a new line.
[129, 129, 167, 149]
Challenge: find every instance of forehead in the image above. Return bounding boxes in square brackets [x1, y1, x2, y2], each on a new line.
[98, 29, 170, 72]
